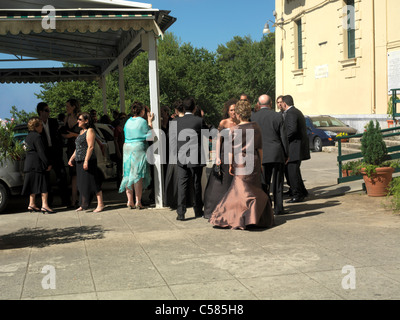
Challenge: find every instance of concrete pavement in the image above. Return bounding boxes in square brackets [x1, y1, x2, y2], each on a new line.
[1, 151, 400, 301]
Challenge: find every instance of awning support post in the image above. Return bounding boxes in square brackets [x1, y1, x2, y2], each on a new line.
[100, 74, 107, 115]
[118, 57, 126, 113]
[147, 32, 164, 209]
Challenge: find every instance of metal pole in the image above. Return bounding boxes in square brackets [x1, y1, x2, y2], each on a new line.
[147, 32, 164, 208]
[118, 57, 126, 113]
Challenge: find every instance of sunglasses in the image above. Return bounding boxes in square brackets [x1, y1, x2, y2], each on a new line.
[44, 109, 50, 113]
[77, 118, 85, 121]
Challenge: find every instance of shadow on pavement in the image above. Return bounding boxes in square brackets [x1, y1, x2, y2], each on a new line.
[0, 225, 109, 250]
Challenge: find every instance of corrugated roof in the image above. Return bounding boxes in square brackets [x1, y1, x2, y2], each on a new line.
[0, 0, 176, 83]
[0, 0, 153, 10]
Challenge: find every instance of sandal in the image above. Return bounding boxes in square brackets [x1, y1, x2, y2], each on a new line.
[135, 203, 145, 210]
[93, 206, 105, 213]
[28, 206, 40, 213]
[41, 208, 56, 214]
[127, 202, 135, 209]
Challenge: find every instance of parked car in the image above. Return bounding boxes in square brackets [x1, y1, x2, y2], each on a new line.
[305, 117, 335, 152]
[306, 116, 358, 152]
[0, 123, 117, 213]
[0, 159, 24, 213]
[308, 116, 358, 136]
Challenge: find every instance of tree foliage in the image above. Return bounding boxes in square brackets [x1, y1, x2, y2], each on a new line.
[35, 32, 275, 128]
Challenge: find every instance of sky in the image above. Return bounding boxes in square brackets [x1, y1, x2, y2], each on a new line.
[0, 0, 276, 119]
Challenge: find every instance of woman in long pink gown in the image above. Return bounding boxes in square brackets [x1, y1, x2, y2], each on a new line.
[209, 100, 274, 230]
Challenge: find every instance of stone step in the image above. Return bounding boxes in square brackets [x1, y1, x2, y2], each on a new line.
[342, 142, 362, 150]
[341, 138, 400, 148]
[340, 147, 363, 155]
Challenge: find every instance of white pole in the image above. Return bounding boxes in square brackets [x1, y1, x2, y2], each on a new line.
[147, 32, 164, 208]
[101, 74, 107, 115]
[118, 57, 126, 113]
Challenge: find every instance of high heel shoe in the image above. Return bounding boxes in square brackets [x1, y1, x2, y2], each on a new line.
[28, 206, 40, 213]
[127, 202, 135, 209]
[41, 208, 56, 214]
[135, 203, 145, 210]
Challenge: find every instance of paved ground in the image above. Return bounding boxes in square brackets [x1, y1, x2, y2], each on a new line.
[1, 150, 400, 301]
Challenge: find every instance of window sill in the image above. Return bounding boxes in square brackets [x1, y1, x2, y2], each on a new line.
[340, 58, 357, 68]
[292, 69, 304, 76]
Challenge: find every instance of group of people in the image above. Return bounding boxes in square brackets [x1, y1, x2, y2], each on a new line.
[21, 100, 126, 214]
[160, 94, 310, 230]
[21, 93, 310, 231]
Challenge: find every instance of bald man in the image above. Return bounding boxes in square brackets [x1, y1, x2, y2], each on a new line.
[251, 95, 289, 215]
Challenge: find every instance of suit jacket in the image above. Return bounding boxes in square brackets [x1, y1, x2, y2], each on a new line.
[251, 107, 289, 164]
[170, 113, 208, 168]
[40, 118, 63, 165]
[23, 131, 49, 173]
[284, 106, 310, 162]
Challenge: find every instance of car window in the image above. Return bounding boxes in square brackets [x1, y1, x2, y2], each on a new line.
[13, 133, 27, 143]
[329, 118, 348, 127]
[311, 117, 347, 128]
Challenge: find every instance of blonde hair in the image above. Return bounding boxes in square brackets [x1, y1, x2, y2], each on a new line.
[27, 117, 42, 131]
[235, 100, 252, 121]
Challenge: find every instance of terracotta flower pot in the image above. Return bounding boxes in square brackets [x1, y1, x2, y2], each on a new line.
[342, 170, 353, 177]
[361, 167, 395, 197]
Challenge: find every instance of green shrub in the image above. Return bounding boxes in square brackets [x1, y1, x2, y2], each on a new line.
[361, 120, 388, 166]
[386, 177, 400, 213]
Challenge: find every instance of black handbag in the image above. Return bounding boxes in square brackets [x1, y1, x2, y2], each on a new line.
[212, 164, 222, 180]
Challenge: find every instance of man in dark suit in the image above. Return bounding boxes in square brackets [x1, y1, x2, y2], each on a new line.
[251, 94, 289, 215]
[37, 102, 69, 206]
[171, 97, 208, 220]
[281, 95, 310, 203]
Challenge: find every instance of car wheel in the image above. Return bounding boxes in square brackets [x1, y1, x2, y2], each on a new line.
[0, 183, 9, 213]
[313, 137, 323, 152]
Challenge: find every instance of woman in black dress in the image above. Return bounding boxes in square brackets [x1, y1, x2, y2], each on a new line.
[61, 99, 81, 207]
[68, 112, 104, 212]
[22, 117, 55, 214]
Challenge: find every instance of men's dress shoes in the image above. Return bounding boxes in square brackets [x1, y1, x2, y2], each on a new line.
[283, 191, 293, 198]
[275, 210, 288, 215]
[195, 211, 204, 218]
[176, 214, 185, 221]
[286, 197, 305, 204]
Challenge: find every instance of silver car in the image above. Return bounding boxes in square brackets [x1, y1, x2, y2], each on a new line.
[0, 159, 24, 213]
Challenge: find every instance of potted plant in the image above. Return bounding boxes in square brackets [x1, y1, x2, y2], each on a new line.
[387, 95, 399, 128]
[337, 132, 349, 143]
[386, 176, 400, 213]
[0, 118, 26, 166]
[360, 120, 394, 197]
[342, 159, 363, 177]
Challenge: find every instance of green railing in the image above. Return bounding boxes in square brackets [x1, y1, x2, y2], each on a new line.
[337, 126, 400, 184]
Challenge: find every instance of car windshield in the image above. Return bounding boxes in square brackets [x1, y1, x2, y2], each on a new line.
[311, 117, 348, 128]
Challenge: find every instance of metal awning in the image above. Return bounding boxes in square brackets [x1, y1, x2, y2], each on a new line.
[0, 0, 176, 83]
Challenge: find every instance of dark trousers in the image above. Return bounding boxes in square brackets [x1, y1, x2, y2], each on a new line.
[286, 160, 308, 198]
[177, 165, 203, 216]
[47, 146, 69, 205]
[262, 162, 284, 214]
